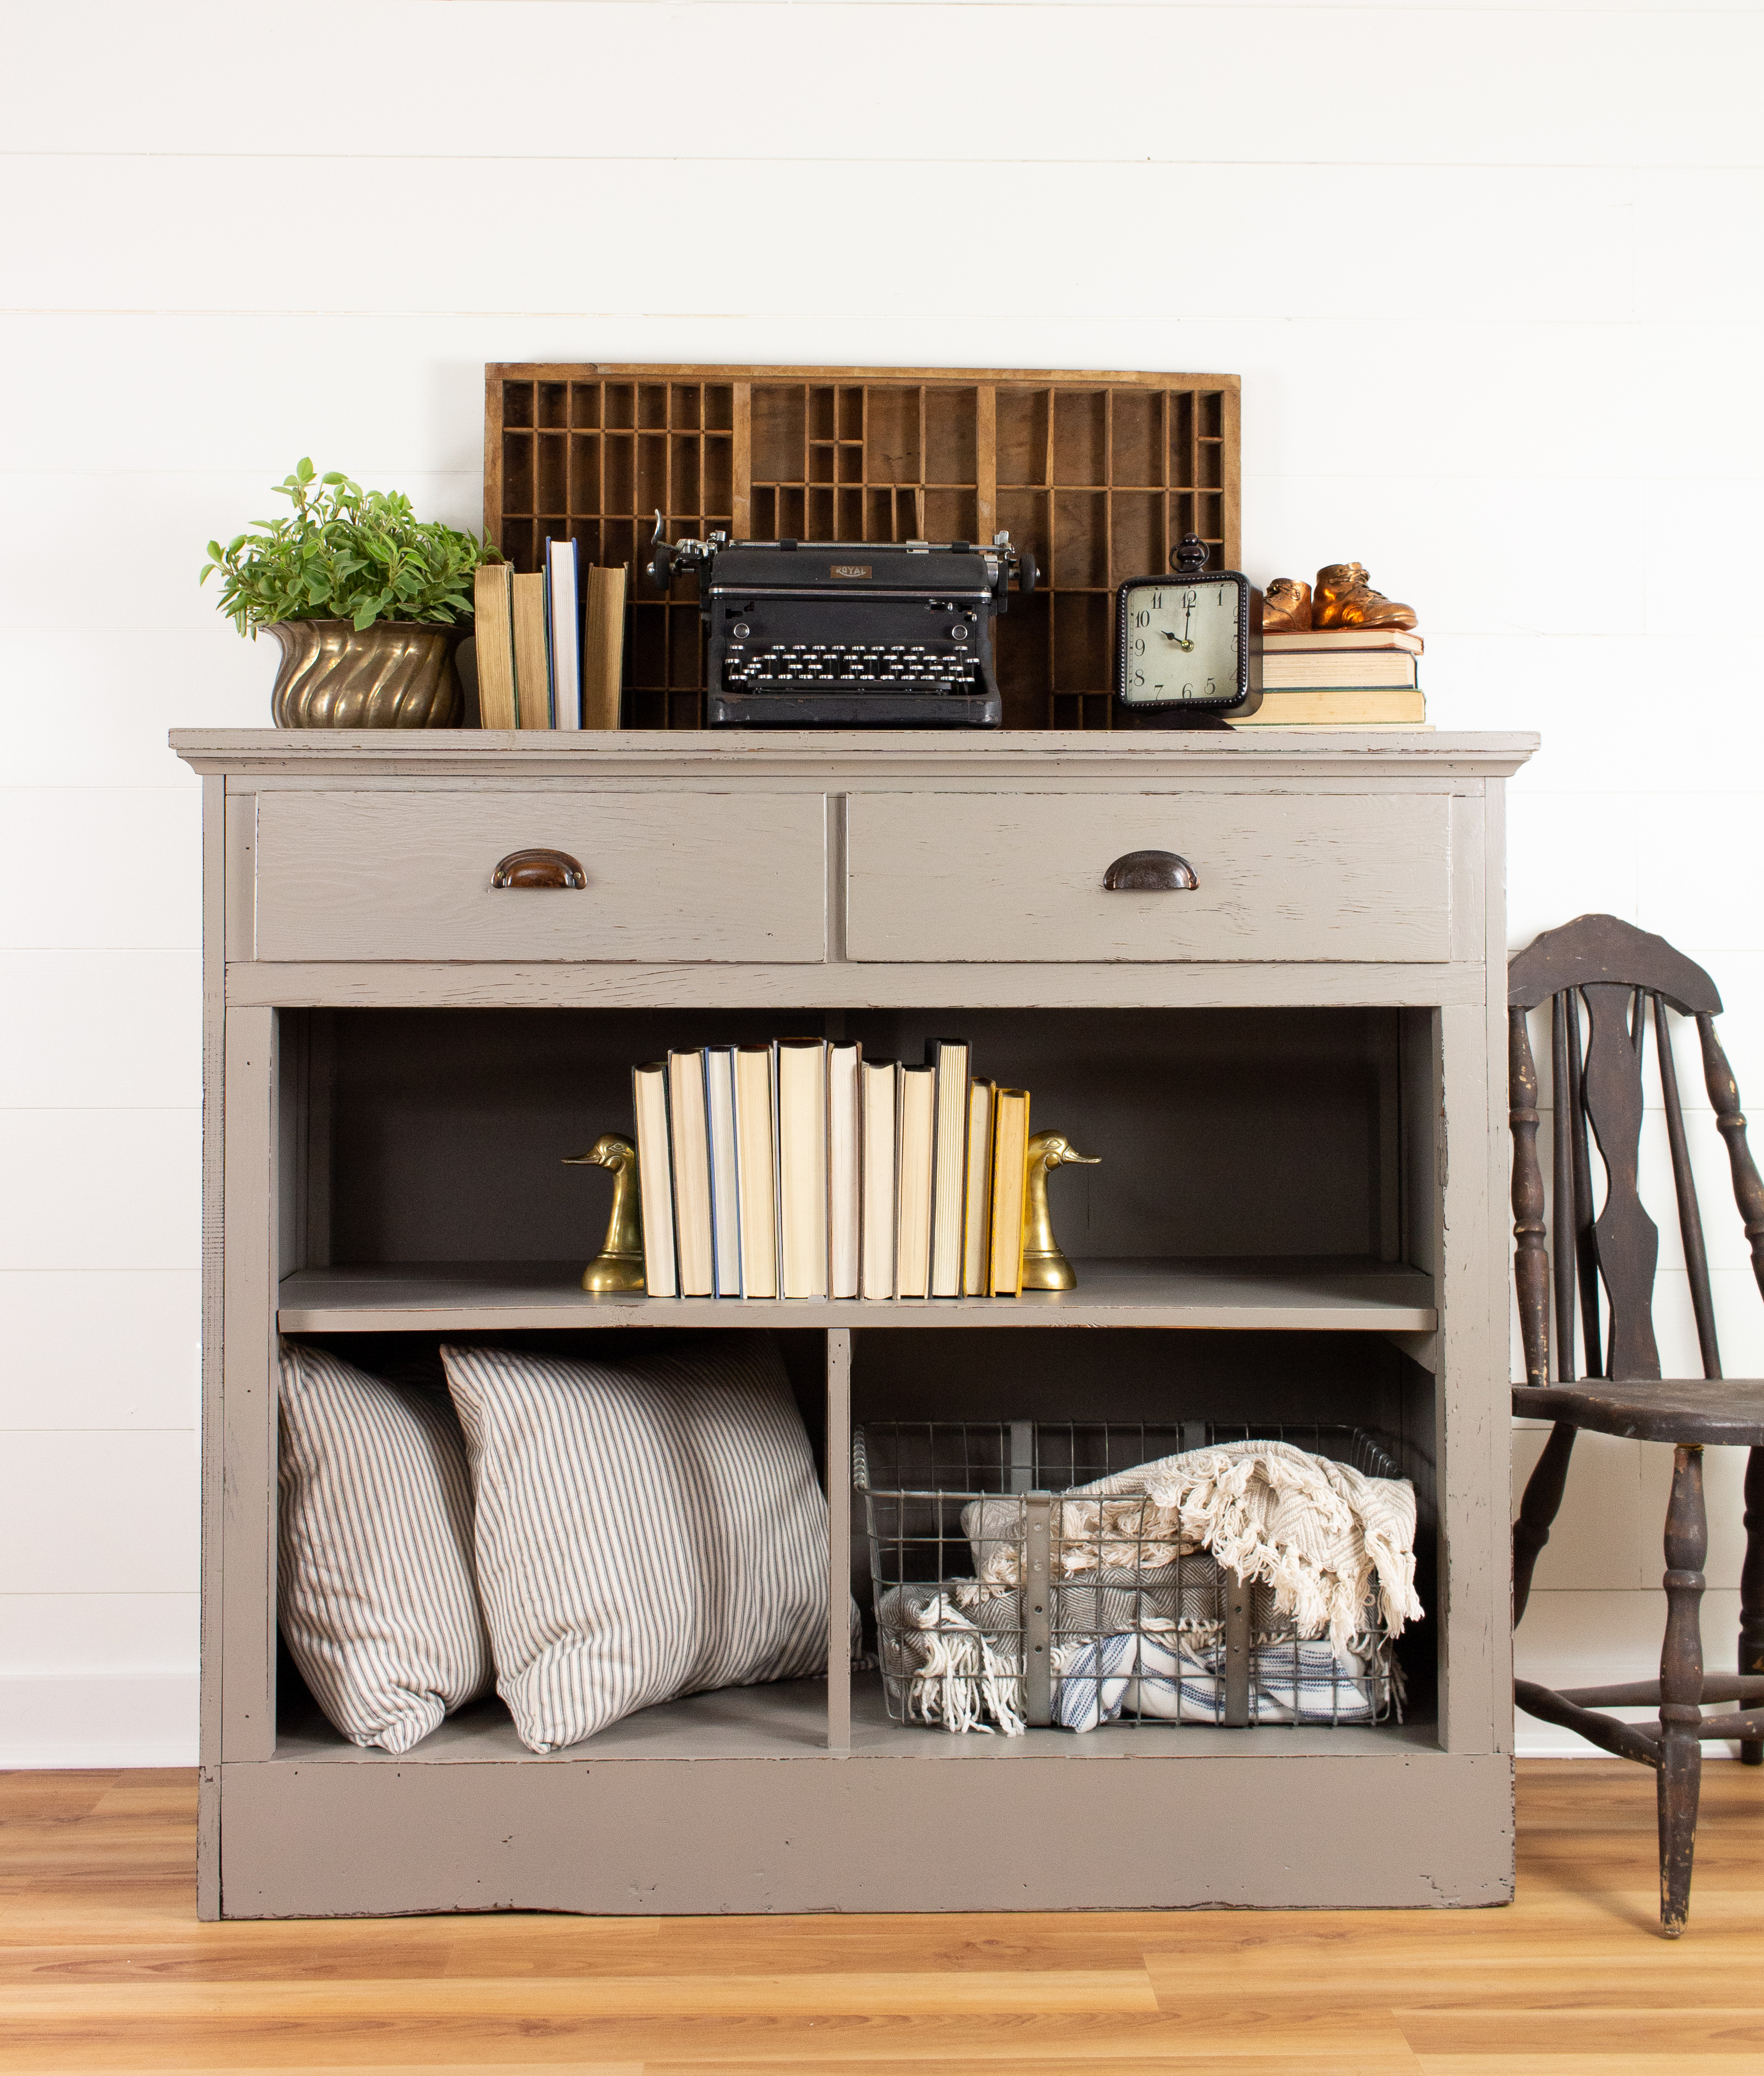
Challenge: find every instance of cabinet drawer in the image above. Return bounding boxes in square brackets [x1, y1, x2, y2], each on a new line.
[846, 792, 1451, 963]
[251, 791, 827, 963]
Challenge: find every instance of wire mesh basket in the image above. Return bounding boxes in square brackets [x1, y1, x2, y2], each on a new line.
[853, 1421, 1408, 1733]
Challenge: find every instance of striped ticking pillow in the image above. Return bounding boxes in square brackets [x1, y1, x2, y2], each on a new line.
[441, 1334, 828, 1754]
[277, 1342, 493, 1754]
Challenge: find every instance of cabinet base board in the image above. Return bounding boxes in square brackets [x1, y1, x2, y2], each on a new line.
[215, 1747, 1514, 1917]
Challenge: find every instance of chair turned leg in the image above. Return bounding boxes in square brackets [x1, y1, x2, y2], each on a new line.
[1659, 1444, 1708, 1937]
[1514, 1423, 1577, 1626]
[1742, 1446, 1764, 1767]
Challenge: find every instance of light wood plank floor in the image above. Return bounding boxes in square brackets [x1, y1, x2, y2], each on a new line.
[4, 1760, 1763, 2073]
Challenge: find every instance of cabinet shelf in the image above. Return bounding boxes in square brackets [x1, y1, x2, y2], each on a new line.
[274, 1673, 1437, 1767]
[277, 1256, 1437, 1335]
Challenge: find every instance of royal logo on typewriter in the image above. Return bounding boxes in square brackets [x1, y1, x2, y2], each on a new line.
[830, 564, 873, 579]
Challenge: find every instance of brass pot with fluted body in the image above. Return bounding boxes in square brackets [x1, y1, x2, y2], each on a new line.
[264, 618, 467, 728]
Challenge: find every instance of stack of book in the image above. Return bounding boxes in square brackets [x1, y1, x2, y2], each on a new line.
[473, 540, 626, 731]
[1240, 628, 1426, 729]
[633, 1039, 1036, 1301]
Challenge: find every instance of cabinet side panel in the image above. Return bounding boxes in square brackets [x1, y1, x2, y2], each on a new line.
[1439, 999, 1502, 1757]
[198, 775, 227, 1919]
[222, 1007, 279, 1764]
[1480, 776, 1516, 1773]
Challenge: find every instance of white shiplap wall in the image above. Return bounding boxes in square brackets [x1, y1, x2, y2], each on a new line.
[3, 0, 1760, 1764]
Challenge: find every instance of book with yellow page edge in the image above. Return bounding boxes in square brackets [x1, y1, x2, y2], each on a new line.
[703, 1045, 741, 1298]
[775, 1038, 829, 1299]
[1262, 628, 1423, 655]
[1262, 652, 1416, 690]
[582, 565, 626, 729]
[1235, 688, 1427, 727]
[961, 1079, 995, 1297]
[925, 1039, 970, 1298]
[827, 1040, 861, 1300]
[894, 1063, 936, 1300]
[668, 1050, 714, 1299]
[987, 1089, 1031, 1297]
[511, 571, 550, 728]
[860, 1059, 899, 1300]
[631, 1062, 677, 1297]
[472, 562, 518, 730]
[733, 1044, 778, 1298]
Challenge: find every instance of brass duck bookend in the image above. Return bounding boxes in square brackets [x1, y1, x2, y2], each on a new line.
[1020, 1129, 1101, 1292]
[562, 1131, 646, 1293]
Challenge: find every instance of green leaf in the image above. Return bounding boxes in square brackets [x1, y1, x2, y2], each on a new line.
[203, 461, 497, 634]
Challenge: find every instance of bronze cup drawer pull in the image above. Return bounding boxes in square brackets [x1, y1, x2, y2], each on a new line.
[491, 847, 587, 890]
[1102, 848, 1198, 892]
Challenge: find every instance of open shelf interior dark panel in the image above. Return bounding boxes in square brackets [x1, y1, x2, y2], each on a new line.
[486, 365, 1240, 730]
[291, 1003, 1407, 1275]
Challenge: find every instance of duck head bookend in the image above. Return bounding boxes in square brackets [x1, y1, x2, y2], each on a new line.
[1020, 1130, 1101, 1292]
[563, 1132, 646, 1294]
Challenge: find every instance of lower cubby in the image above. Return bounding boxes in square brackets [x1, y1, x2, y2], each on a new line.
[279, 1323, 1439, 1763]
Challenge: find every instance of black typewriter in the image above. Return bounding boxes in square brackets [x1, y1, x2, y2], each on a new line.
[647, 515, 1035, 727]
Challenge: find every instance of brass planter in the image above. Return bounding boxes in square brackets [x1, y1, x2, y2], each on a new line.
[264, 618, 466, 729]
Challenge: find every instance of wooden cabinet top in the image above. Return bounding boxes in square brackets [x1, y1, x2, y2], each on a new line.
[171, 728, 1537, 782]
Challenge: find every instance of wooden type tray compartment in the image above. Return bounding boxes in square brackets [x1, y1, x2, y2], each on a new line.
[484, 365, 1240, 730]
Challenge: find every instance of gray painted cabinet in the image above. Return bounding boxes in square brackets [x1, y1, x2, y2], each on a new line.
[171, 727, 1535, 1919]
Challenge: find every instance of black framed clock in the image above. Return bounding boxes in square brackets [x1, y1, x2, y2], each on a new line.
[1113, 533, 1263, 729]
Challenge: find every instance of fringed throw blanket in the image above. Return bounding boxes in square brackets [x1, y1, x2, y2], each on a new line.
[963, 1438, 1421, 1653]
[878, 1439, 1420, 1735]
[1053, 1628, 1387, 1731]
[876, 1578, 1394, 1734]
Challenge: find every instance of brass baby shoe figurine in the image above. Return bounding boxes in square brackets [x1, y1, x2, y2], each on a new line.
[1020, 1129, 1101, 1292]
[1261, 577, 1312, 633]
[1313, 562, 1416, 631]
[563, 1131, 645, 1293]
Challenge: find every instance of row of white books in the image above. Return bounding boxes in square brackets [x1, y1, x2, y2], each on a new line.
[633, 1039, 1034, 1301]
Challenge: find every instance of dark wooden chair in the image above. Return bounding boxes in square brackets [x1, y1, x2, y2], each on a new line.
[1509, 914, 1764, 1935]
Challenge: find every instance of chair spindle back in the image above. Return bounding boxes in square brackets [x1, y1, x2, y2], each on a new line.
[1508, 915, 1764, 1388]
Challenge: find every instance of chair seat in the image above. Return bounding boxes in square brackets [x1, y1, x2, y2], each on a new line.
[1513, 1378, 1764, 1446]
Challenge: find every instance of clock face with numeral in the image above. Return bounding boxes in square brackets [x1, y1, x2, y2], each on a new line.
[1117, 576, 1247, 706]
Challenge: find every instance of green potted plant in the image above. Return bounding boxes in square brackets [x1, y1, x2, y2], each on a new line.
[200, 460, 500, 728]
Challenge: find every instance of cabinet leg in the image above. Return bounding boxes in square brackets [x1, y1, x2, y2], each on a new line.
[1659, 1444, 1707, 1938]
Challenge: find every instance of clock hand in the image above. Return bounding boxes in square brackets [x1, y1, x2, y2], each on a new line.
[1161, 630, 1195, 652]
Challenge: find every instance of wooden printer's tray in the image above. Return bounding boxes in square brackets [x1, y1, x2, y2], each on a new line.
[484, 364, 1240, 730]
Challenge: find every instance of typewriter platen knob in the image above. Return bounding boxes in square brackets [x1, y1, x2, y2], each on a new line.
[1017, 546, 1038, 596]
